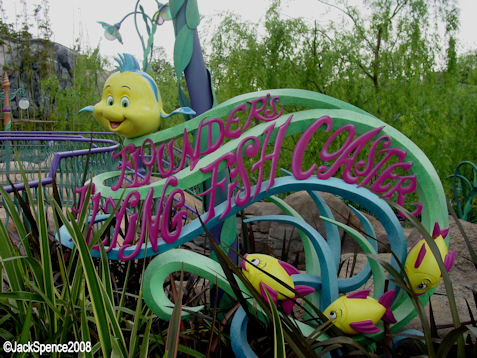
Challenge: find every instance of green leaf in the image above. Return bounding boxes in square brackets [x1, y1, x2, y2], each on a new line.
[139, 5, 151, 35]
[185, 0, 200, 29]
[18, 302, 33, 344]
[164, 265, 184, 358]
[37, 179, 56, 333]
[0, 292, 44, 302]
[51, 202, 114, 357]
[264, 289, 286, 358]
[143, 34, 155, 72]
[0, 184, 28, 254]
[99, 243, 113, 306]
[128, 259, 147, 358]
[116, 260, 132, 322]
[436, 325, 473, 358]
[429, 298, 439, 339]
[175, 344, 206, 358]
[169, 0, 185, 18]
[199, 218, 251, 317]
[0, 214, 26, 293]
[312, 336, 375, 356]
[51, 177, 64, 227]
[174, 26, 193, 78]
[80, 283, 93, 358]
[138, 313, 154, 358]
[111, 338, 124, 358]
[6, 176, 38, 239]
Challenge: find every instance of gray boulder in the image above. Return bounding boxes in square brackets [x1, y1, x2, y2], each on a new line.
[0, 37, 76, 117]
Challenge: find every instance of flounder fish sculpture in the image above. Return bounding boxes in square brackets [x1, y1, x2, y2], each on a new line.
[80, 53, 195, 138]
[323, 289, 397, 335]
[404, 222, 456, 295]
[241, 253, 314, 314]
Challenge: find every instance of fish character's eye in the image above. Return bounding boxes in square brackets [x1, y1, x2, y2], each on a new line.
[417, 283, 427, 290]
[107, 96, 114, 106]
[328, 311, 337, 320]
[250, 258, 260, 266]
[120, 96, 130, 108]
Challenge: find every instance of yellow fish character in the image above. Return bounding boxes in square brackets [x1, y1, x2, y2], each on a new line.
[404, 222, 456, 295]
[323, 289, 396, 335]
[241, 253, 314, 314]
[80, 53, 194, 138]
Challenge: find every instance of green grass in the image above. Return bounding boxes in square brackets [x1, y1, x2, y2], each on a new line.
[1, 163, 476, 357]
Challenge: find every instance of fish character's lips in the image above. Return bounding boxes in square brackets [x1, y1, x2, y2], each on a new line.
[110, 120, 123, 129]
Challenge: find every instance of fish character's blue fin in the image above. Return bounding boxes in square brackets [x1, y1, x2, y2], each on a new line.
[79, 105, 94, 114]
[97, 21, 109, 30]
[160, 107, 196, 119]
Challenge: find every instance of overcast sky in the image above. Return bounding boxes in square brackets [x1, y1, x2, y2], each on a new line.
[2, 0, 476, 67]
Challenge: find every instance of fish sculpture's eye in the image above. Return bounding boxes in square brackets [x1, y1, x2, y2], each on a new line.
[120, 96, 130, 108]
[417, 283, 427, 290]
[328, 311, 337, 320]
[107, 96, 114, 106]
[250, 258, 260, 266]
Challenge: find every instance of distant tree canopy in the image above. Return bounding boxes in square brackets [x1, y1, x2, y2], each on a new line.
[0, 0, 475, 197]
[203, 0, 476, 194]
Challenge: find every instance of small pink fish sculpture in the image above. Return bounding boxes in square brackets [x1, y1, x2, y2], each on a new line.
[241, 253, 314, 314]
[323, 289, 396, 335]
[404, 222, 456, 295]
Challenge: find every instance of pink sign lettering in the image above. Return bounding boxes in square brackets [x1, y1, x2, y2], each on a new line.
[75, 95, 422, 259]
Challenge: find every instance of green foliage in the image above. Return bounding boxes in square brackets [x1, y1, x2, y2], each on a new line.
[204, 0, 476, 202]
[206, 3, 308, 101]
[0, 167, 142, 356]
[0, 0, 55, 123]
[0, 162, 211, 357]
[49, 48, 107, 131]
[447, 161, 477, 221]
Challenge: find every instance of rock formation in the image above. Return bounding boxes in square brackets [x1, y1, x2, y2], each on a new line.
[0, 37, 76, 117]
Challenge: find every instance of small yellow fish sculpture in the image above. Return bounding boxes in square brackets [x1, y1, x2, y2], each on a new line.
[241, 253, 314, 314]
[80, 53, 194, 138]
[404, 222, 456, 295]
[323, 289, 396, 335]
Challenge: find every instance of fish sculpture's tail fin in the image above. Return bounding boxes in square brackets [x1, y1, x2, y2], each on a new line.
[378, 290, 397, 323]
[281, 285, 315, 315]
